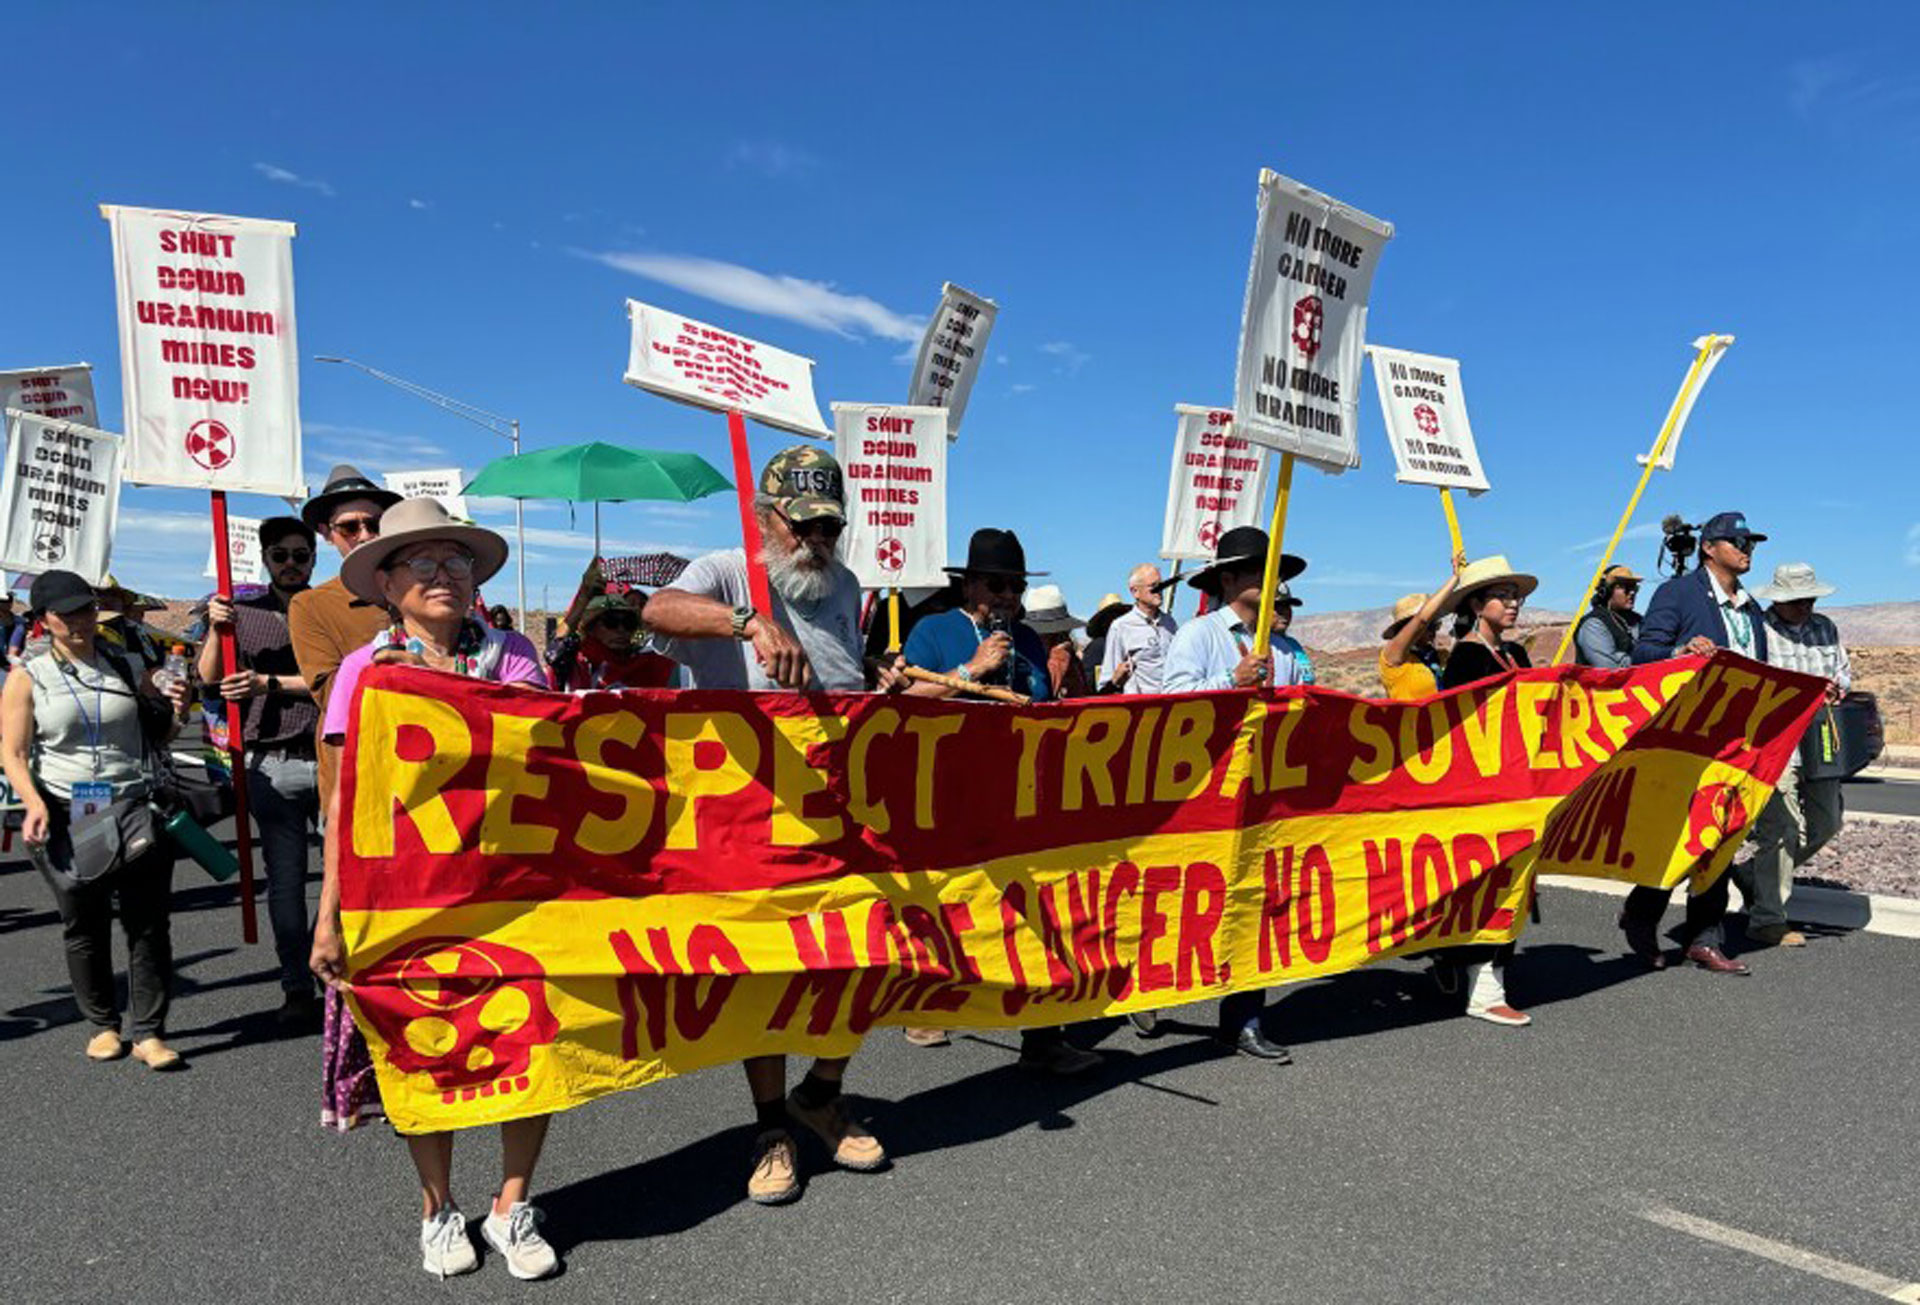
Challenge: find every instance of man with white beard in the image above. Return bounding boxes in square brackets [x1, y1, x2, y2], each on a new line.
[644, 445, 902, 1209]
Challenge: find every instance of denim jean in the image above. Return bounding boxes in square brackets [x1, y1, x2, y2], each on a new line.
[246, 749, 320, 995]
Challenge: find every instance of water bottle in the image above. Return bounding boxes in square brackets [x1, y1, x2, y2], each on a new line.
[155, 644, 194, 720]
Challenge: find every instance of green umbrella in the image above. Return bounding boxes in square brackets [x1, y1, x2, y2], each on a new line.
[463, 442, 731, 552]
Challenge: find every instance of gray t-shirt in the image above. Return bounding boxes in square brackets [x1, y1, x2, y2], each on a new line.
[23, 649, 149, 799]
[653, 549, 866, 692]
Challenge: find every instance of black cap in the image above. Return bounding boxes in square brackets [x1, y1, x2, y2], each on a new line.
[1700, 511, 1767, 545]
[300, 463, 403, 531]
[29, 570, 97, 617]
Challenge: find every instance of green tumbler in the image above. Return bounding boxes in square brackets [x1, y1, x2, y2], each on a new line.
[163, 808, 241, 881]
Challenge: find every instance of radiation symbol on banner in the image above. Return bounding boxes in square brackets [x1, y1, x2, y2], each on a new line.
[1414, 404, 1441, 436]
[184, 419, 235, 471]
[32, 533, 65, 565]
[876, 538, 906, 572]
[1197, 519, 1222, 550]
[1291, 295, 1323, 362]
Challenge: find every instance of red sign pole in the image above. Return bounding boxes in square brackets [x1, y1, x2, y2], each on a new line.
[725, 409, 774, 616]
[209, 490, 259, 944]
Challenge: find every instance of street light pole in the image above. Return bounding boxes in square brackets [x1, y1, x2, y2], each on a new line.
[313, 355, 529, 634]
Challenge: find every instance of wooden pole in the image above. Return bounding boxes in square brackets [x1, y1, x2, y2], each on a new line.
[1439, 487, 1465, 557]
[1251, 453, 1297, 658]
[724, 409, 774, 617]
[887, 588, 902, 652]
[1548, 336, 1722, 667]
[209, 491, 258, 944]
[901, 665, 1031, 705]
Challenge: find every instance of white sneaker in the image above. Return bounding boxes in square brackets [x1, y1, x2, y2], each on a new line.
[483, 1201, 559, 1281]
[420, 1205, 479, 1279]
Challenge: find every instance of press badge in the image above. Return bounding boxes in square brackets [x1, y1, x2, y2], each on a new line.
[71, 781, 115, 823]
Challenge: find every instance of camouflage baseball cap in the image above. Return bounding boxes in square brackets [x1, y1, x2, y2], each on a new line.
[760, 445, 846, 523]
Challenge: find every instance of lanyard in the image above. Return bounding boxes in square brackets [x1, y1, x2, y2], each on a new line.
[1467, 636, 1519, 673]
[54, 653, 106, 777]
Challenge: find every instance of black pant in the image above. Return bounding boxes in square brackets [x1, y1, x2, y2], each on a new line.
[36, 810, 177, 1039]
[1219, 989, 1265, 1035]
[1623, 873, 1730, 950]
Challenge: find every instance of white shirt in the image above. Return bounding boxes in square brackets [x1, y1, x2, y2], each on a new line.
[1100, 605, 1177, 693]
[1706, 567, 1757, 655]
[1162, 606, 1312, 692]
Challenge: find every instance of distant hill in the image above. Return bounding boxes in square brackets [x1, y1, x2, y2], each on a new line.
[1293, 600, 1917, 652]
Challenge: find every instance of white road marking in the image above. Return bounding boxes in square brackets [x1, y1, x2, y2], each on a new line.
[1630, 1200, 1920, 1301]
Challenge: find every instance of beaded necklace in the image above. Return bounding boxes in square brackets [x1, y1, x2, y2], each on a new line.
[381, 617, 487, 677]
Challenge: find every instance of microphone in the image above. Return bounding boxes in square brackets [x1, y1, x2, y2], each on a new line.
[985, 614, 1013, 686]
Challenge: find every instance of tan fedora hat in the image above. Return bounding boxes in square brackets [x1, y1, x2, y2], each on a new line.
[1447, 555, 1539, 612]
[1381, 592, 1429, 641]
[339, 496, 510, 605]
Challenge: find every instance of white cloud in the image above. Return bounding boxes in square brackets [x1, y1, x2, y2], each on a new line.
[726, 141, 819, 178]
[573, 249, 925, 342]
[1905, 523, 1920, 566]
[253, 162, 335, 197]
[1039, 340, 1091, 374]
[1009, 383, 1037, 395]
[304, 423, 458, 470]
[1308, 570, 1427, 589]
[1789, 54, 1920, 139]
[119, 508, 215, 538]
[1565, 522, 1661, 554]
[408, 198, 431, 210]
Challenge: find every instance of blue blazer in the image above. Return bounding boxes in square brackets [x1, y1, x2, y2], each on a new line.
[1631, 566, 1769, 664]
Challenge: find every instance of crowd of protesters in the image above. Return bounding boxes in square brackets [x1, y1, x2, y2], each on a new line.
[0, 444, 1863, 1281]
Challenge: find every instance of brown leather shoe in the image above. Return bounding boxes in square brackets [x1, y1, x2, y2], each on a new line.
[85, 1030, 126, 1061]
[1749, 924, 1808, 948]
[1779, 929, 1807, 948]
[746, 1130, 800, 1205]
[787, 1091, 887, 1171]
[1684, 944, 1750, 975]
[129, 1038, 184, 1070]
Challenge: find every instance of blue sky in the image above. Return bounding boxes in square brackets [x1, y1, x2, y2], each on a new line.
[7, 2, 1917, 620]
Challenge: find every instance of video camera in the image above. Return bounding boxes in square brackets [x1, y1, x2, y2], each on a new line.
[1657, 514, 1699, 577]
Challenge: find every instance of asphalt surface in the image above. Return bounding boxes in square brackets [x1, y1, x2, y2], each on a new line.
[1844, 774, 1920, 819]
[3, 837, 1917, 1305]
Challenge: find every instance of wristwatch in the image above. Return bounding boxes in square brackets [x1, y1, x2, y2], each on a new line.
[730, 605, 756, 640]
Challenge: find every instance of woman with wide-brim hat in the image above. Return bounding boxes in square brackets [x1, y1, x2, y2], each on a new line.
[1377, 551, 1467, 700]
[307, 498, 562, 1281]
[1022, 583, 1091, 699]
[1433, 554, 1539, 1029]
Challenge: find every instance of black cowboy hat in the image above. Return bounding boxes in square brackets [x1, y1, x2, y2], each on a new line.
[300, 463, 403, 531]
[942, 527, 1049, 578]
[1085, 598, 1130, 640]
[1185, 526, 1306, 597]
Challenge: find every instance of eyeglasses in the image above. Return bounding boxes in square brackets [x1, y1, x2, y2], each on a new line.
[982, 576, 1026, 596]
[383, 552, 475, 583]
[1722, 536, 1761, 554]
[329, 515, 380, 540]
[789, 516, 844, 542]
[267, 548, 313, 565]
[591, 611, 640, 632]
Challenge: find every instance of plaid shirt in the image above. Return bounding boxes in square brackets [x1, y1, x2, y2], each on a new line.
[231, 588, 320, 749]
[1762, 608, 1851, 694]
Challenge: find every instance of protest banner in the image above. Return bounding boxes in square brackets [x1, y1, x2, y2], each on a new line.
[0, 411, 124, 584]
[1550, 334, 1735, 667]
[624, 299, 832, 623]
[906, 283, 996, 440]
[384, 468, 469, 521]
[832, 403, 948, 603]
[0, 364, 97, 427]
[1366, 346, 1489, 555]
[205, 513, 266, 585]
[337, 652, 1822, 1132]
[1160, 405, 1272, 562]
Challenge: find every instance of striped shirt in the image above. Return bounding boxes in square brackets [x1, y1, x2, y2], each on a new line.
[1762, 608, 1851, 693]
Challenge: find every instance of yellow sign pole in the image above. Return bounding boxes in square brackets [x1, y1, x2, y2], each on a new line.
[1548, 335, 1723, 667]
[1251, 452, 1297, 658]
[1438, 487, 1465, 557]
[887, 588, 902, 653]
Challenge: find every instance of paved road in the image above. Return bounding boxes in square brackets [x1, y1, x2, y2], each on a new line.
[3, 844, 1916, 1304]
[1844, 774, 1920, 819]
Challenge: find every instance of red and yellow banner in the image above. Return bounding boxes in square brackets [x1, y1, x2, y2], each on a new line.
[338, 653, 1821, 1132]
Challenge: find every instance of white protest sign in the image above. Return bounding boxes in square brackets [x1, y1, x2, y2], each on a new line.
[1160, 405, 1272, 561]
[1638, 335, 1734, 471]
[0, 411, 124, 584]
[384, 468, 469, 521]
[906, 283, 996, 440]
[105, 205, 305, 495]
[1366, 347, 1491, 494]
[205, 513, 265, 585]
[832, 403, 948, 589]
[623, 300, 829, 438]
[0, 364, 97, 427]
[1232, 170, 1393, 472]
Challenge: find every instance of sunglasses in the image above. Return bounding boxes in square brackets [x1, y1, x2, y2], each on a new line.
[383, 552, 475, 583]
[329, 515, 381, 540]
[982, 576, 1026, 596]
[1615, 582, 1640, 595]
[789, 517, 844, 542]
[591, 611, 640, 632]
[1720, 535, 1761, 554]
[267, 548, 313, 565]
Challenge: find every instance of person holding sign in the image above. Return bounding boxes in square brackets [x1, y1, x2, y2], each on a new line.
[1, 572, 190, 1070]
[309, 498, 560, 1281]
[645, 446, 901, 1208]
[1158, 525, 1306, 1061]
[1377, 555, 1465, 700]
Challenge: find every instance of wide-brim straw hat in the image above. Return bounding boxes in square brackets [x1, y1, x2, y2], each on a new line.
[1022, 583, 1085, 635]
[339, 496, 509, 605]
[1752, 561, 1836, 603]
[1381, 592, 1429, 641]
[1446, 555, 1539, 612]
[1086, 593, 1129, 640]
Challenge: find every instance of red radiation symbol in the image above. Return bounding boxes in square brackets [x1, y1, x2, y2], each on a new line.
[1291, 295, 1323, 362]
[184, 419, 235, 471]
[1414, 404, 1441, 436]
[876, 538, 906, 572]
[1685, 783, 1751, 858]
[1197, 519, 1222, 550]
